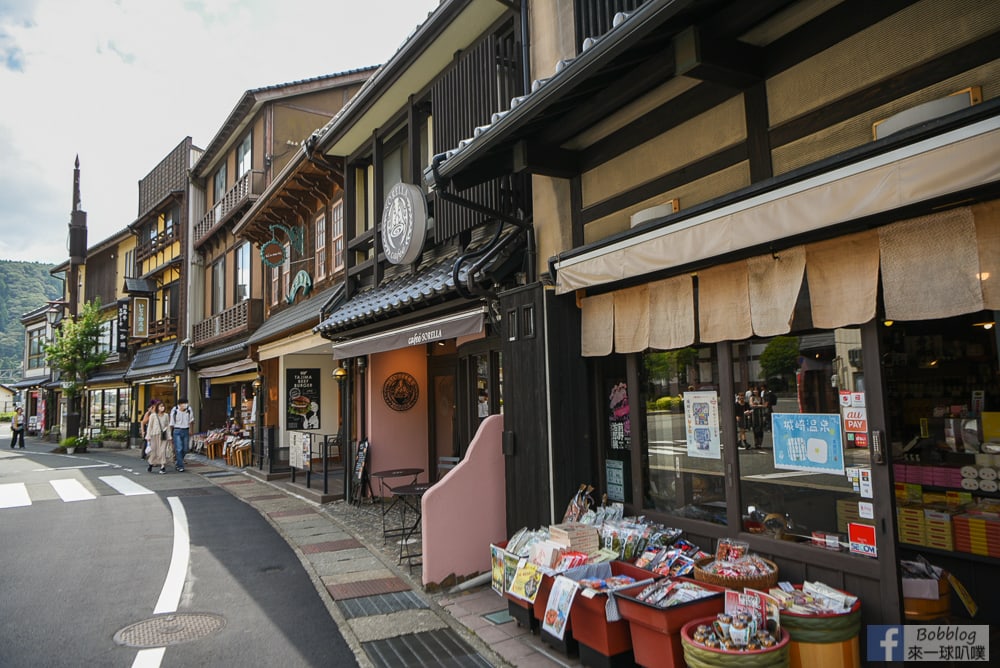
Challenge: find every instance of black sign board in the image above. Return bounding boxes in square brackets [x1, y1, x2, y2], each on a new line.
[117, 300, 129, 353]
[286, 368, 320, 430]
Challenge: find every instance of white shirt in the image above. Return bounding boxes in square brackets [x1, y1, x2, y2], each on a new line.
[170, 405, 195, 430]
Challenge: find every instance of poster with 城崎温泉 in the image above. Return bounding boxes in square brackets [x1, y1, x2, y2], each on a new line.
[771, 412, 845, 474]
[684, 391, 721, 459]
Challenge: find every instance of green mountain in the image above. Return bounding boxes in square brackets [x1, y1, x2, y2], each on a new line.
[0, 260, 63, 383]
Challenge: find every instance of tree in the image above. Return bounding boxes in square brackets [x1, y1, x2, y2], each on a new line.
[44, 299, 110, 436]
[759, 336, 800, 382]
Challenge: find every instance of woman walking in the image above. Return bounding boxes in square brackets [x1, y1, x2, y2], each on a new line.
[139, 399, 159, 460]
[145, 401, 171, 474]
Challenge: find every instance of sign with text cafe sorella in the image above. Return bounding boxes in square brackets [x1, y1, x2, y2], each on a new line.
[332, 309, 485, 360]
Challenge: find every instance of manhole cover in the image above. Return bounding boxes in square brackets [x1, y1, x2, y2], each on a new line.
[114, 612, 226, 648]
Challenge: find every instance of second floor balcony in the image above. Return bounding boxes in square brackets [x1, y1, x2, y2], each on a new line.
[135, 226, 179, 263]
[195, 170, 265, 248]
[131, 317, 179, 342]
[192, 299, 264, 347]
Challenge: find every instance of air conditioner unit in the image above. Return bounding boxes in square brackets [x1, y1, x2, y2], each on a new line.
[848, 348, 863, 370]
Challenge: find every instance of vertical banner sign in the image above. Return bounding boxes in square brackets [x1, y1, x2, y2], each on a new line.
[132, 296, 149, 339]
[286, 368, 320, 430]
[116, 301, 129, 352]
[684, 391, 722, 459]
[608, 382, 631, 450]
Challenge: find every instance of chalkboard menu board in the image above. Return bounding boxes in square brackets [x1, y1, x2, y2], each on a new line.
[286, 368, 320, 430]
[354, 439, 369, 482]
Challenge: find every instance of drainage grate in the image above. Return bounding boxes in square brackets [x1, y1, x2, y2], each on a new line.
[337, 591, 429, 620]
[202, 471, 237, 478]
[483, 610, 514, 625]
[113, 613, 226, 648]
[363, 628, 492, 668]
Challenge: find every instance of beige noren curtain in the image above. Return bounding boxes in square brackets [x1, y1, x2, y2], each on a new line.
[698, 261, 752, 343]
[614, 285, 650, 353]
[880, 207, 983, 321]
[649, 275, 695, 351]
[974, 201, 1000, 310]
[581, 292, 614, 357]
[748, 246, 806, 337]
[806, 230, 880, 329]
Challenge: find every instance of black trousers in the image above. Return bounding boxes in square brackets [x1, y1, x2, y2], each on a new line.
[10, 428, 25, 448]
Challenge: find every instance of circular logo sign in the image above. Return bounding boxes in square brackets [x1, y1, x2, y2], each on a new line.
[382, 372, 419, 411]
[261, 240, 286, 268]
[381, 182, 428, 265]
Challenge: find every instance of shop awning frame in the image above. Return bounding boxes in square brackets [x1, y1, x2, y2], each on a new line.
[331, 307, 486, 360]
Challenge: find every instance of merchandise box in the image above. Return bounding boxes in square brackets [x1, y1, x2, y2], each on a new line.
[901, 562, 944, 600]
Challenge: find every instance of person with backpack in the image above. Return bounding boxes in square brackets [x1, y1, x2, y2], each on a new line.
[169, 397, 195, 472]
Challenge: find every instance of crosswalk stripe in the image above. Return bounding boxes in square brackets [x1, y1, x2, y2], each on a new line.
[50, 478, 97, 502]
[0, 483, 32, 508]
[99, 475, 154, 496]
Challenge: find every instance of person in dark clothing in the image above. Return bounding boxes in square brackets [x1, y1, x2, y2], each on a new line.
[735, 395, 751, 449]
[10, 407, 26, 448]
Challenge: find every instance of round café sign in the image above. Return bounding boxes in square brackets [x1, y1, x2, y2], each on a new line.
[382, 372, 419, 411]
[381, 182, 428, 265]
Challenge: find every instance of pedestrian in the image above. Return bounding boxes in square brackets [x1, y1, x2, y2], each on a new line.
[145, 401, 171, 474]
[750, 388, 765, 448]
[735, 395, 750, 449]
[140, 399, 159, 460]
[10, 407, 26, 449]
[169, 397, 194, 472]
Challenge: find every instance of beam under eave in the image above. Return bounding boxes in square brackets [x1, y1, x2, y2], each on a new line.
[674, 25, 762, 89]
[512, 140, 579, 179]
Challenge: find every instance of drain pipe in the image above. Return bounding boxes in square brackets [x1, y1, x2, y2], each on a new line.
[447, 570, 493, 595]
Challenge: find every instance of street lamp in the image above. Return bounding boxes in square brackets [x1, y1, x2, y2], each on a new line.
[252, 375, 264, 470]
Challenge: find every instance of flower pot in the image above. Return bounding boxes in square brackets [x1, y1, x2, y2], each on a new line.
[66, 447, 76, 454]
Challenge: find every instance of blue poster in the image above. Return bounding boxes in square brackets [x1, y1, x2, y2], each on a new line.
[771, 412, 845, 474]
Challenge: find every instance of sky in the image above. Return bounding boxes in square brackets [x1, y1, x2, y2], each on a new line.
[0, 0, 441, 263]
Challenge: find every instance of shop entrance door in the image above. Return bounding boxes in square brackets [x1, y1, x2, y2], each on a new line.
[428, 357, 457, 480]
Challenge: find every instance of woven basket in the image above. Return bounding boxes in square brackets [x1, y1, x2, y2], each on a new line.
[693, 557, 779, 591]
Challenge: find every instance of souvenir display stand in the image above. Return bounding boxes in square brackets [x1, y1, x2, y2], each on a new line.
[616, 578, 726, 668]
[681, 617, 790, 668]
[781, 588, 862, 668]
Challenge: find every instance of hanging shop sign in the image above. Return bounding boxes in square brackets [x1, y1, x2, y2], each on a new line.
[286, 368, 320, 430]
[117, 300, 130, 352]
[286, 270, 313, 304]
[381, 182, 428, 265]
[132, 296, 149, 339]
[259, 223, 305, 269]
[382, 372, 419, 411]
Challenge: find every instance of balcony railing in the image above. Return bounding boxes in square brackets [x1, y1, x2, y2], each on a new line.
[192, 299, 264, 347]
[135, 226, 179, 263]
[131, 317, 178, 341]
[194, 170, 265, 247]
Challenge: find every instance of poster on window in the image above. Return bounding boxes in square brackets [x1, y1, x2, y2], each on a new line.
[683, 391, 721, 459]
[608, 382, 631, 450]
[771, 412, 845, 474]
[286, 368, 320, 430]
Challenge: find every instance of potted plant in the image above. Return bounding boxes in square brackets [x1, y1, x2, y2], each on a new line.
[58, 436, 88, 454]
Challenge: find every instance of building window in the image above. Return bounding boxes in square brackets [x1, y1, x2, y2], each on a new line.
[124, 249, 136, 278]
[235, 242, 250, 302]
[331, 200, 344, 272]
[213, 164, 227, 204]
[315, 213, 327, 280]
[97, 319, 114, 355]
[163, 205, 176, 238]
[27, 328, 45, 369]
[271, 265, 280, 306]
[282, 243, 291, 298]
[212, 258, 226, 314]
[237, 133, 252, 178]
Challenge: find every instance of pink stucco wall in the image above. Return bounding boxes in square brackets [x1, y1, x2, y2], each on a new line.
[421, 414, 506, 587]
[366, 347, 430, 483]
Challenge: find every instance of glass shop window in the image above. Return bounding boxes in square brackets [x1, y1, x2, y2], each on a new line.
[639, 344, 727, 524]
[733, 328, 872, 553]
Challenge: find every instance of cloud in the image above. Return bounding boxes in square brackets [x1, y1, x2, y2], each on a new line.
[0, 0, 440, 263]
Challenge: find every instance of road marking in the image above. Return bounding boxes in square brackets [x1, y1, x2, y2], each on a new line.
[50, 478, 96, 502]
[34, 464, 109, 472]
[154, 497, 190, 614]
[132, 648, 165, 667]
[100, 475, 155, 496]
[0, 483, 31, 508]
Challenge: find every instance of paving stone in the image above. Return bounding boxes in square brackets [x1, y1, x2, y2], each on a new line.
[348, 609, 448, 642]
[327, 576, 411, 600]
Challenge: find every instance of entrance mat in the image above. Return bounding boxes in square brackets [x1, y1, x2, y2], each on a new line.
[337, 591, 429, 619]
[363, 629, 492, 668]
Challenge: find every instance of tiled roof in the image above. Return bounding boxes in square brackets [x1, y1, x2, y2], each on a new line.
[315, 256, 466, 335]
[188, 340, 249, 366]
[249, 284, 343, 345]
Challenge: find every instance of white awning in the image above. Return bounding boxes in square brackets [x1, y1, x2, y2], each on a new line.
[196, 359, 257, 379]
[555, 117, 1000, 294]
[332, 308, 485, 360]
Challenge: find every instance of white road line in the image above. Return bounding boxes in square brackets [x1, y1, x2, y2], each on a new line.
[0, 483, 31, 508]
[155, 497, 190, 614]
[99, 475, 154, 496]
[34, 464, 109, 472]
[50, 479, 96, 502]
[133, 498, 189, 668]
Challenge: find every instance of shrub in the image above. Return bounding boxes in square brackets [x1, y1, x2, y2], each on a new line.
[654, 396, 672, 410]
[102, 429, 129, 441]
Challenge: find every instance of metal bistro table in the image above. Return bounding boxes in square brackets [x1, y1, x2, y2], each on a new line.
[392, 481, 432, 569]
[370, 468, 423, 543]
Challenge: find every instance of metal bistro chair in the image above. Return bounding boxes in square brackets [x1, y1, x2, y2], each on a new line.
[436, 456, 461, 481]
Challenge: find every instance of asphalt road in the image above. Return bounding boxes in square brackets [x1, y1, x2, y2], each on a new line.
[0, 444, 357, 668]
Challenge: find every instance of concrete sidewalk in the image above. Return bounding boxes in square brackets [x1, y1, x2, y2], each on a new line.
[144, 446, 579, 668]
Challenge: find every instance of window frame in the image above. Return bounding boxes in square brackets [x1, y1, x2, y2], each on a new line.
[234, 242, 250, 302]
[236, 133, 252, 178]
[315, 212, 327, 280]
[331, 200, 344, 272]
[211, 257, 226, 315]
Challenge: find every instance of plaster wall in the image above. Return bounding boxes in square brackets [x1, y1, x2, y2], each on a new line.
[366, 346, 430, 481]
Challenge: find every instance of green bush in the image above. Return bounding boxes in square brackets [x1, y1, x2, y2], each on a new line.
[0, 412, 12, 423]
[102, 429, 129, 441]
[58, 436, 88, 452]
